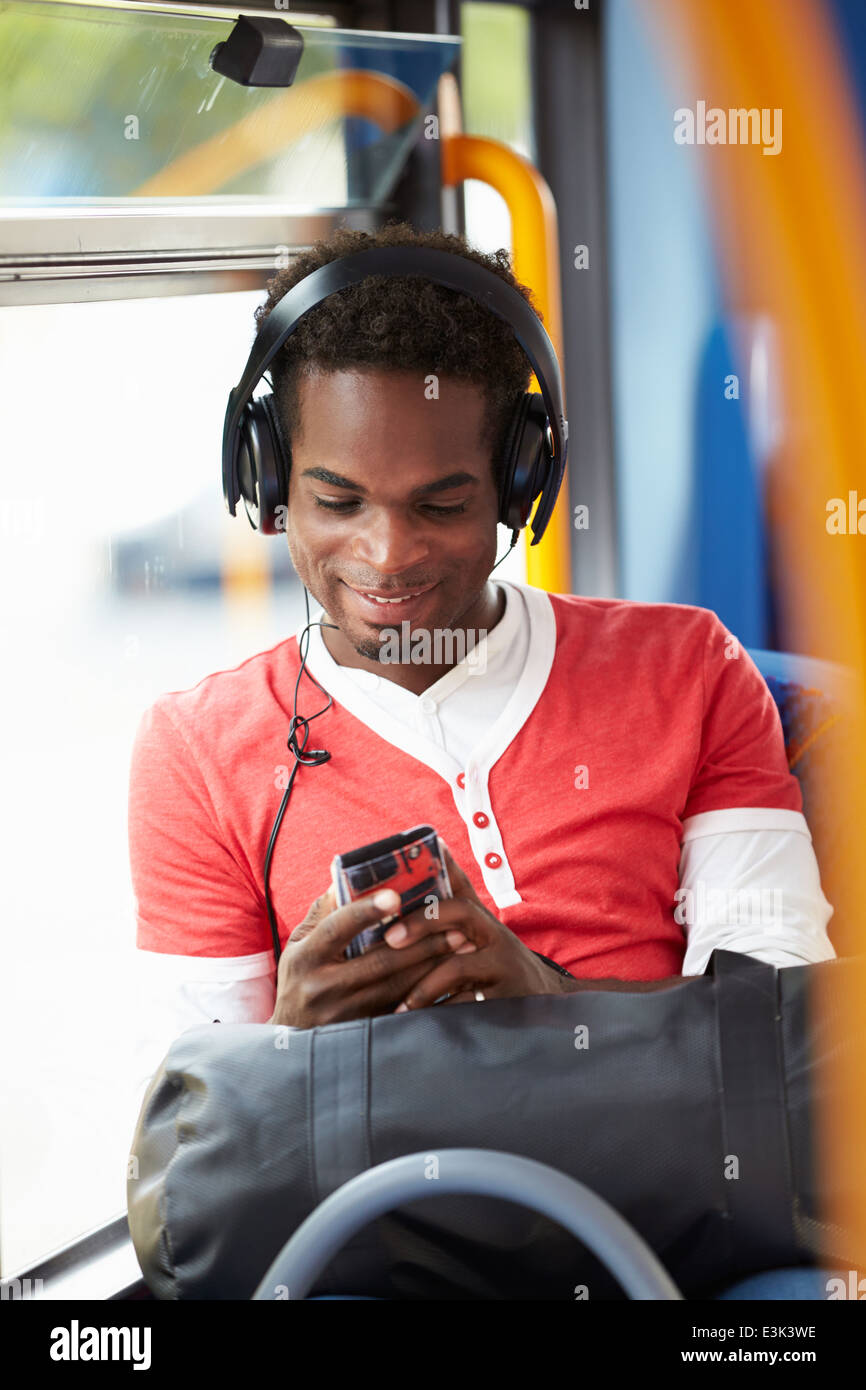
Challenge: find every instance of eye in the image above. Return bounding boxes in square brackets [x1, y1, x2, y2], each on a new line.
[313, 498, 467, 516]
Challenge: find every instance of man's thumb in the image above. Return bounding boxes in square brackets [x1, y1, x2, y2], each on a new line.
[289, 884, 336, 942]
[439, 839, 481, 904]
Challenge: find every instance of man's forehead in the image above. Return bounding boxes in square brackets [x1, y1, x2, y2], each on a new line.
[293, 368, 489, 452]
[297, 366, 487, 408]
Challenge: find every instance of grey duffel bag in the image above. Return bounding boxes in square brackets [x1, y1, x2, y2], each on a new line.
[127, 950, 864, 1300]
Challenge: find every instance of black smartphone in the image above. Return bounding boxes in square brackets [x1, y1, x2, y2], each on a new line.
[331, 824, 453, 960]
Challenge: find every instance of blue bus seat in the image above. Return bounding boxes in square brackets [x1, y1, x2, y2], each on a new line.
[746, 646, 857, 959]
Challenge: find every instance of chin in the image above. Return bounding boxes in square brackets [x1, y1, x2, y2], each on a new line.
[353, 637, 388, 662]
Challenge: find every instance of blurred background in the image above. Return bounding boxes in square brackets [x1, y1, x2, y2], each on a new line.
[1, 0, 865, 1277]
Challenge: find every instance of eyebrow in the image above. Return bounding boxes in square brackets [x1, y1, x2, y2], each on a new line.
[299, 467, 480, 498]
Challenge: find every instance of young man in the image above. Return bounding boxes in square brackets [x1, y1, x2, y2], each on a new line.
[129, 222, 834, 1065]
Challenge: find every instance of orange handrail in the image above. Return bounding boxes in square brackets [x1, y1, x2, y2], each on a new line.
[652, 0, 866, 1271]
[133, 70, 419, 197]
[441, 130, 571, 595]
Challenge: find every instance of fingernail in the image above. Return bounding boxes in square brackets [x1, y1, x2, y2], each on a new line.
[456, 942, 477, 954]
[446, 930, 466, 949]
[374, 890, 400, 910]
[395, 1002, 409, 1013]
[385, 924, 408, 945]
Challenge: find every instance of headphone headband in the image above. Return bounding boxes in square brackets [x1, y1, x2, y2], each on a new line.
[223, 244, 568, 542]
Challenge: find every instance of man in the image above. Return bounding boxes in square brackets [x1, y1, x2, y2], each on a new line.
[129, 221, 834, 1064]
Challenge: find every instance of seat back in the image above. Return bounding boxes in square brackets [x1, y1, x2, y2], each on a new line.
[747, 647, 856, 956]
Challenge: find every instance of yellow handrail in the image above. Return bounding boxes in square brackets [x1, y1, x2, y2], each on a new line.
[441, 130, 571, 595]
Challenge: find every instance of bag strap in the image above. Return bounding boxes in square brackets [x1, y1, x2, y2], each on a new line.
[308, 1018, 389, 1292]
[709, 949, 800, 1270]
[310, 1020, 371, 1200]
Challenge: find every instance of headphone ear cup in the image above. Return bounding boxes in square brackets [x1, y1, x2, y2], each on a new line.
[499, 392, 552, 533]
[236, 395, 290, 534]
[498, 394, 530, 528]
[260, 394, 291, 531]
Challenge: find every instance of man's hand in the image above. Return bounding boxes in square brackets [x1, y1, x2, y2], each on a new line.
[386, 842, 568, 1010]
[269, 879, 478, 1028]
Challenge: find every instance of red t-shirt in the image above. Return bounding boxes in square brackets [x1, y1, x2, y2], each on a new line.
[128, 591, 800, 980]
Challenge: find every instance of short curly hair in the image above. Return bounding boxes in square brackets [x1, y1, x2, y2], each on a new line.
[253, 220, 540, 493]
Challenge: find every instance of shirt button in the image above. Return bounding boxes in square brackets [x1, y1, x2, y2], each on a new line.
[420, 696, 436, 714]
[484, 853, 502, 869]
[473, 812, 489, 828]
[456, 773, 465, 789]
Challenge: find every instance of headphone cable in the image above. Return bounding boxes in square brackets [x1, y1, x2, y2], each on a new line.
[264, 584, 337, 969]
[263, 529, 519, 970]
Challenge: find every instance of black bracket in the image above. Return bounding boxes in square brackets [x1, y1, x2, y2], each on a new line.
[209, 16, 305, 89]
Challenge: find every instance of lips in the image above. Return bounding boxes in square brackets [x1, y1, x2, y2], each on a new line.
[342, 581, 438, 620]
[359, 590, 427, 604]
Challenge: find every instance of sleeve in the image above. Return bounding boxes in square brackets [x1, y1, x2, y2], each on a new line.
[128, 698, 270, 959]
[677, 814, 836, 976]
[130, 948, 277, 1129]
[127, 699, 277, 1115]
[682, 615, 802, 820]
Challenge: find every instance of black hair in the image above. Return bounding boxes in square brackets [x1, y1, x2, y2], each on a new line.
[253, 219, 540, 491]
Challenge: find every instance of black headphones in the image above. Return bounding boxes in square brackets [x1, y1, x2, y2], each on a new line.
[222, 244, 569, 543]
[221, 245, 569, 972]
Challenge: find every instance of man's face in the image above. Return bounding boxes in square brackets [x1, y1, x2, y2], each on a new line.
[283, 368, 500, 665]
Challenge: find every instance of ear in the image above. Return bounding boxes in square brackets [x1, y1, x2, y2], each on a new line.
[439, 839, 483, 906]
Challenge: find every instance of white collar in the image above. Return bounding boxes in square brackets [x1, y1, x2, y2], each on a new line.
[291, 579, 557, 781]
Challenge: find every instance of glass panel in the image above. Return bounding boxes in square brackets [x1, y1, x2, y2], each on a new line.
[458, 2, 533, 588]
[0, 289, 308, 1272]
[459, 2, 533, 255]
[461, 1, 533, 162]
[0, 0, 459, 206]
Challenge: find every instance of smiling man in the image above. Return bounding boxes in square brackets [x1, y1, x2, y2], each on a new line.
[128, 221, 835, 1068]
[284, 368, 504, 695]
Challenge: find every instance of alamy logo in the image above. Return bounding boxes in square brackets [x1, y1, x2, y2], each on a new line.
[674, 881, 783, 929]
[826, 1271, 866, 1299]
[49, 1321, 152, 1371]
[378, 623, 487, 673]
[1, 1277, 44, 1298]
[674, 102, 782, 156]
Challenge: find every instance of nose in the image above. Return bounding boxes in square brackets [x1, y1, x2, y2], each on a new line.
[351, 507, 431, 574]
